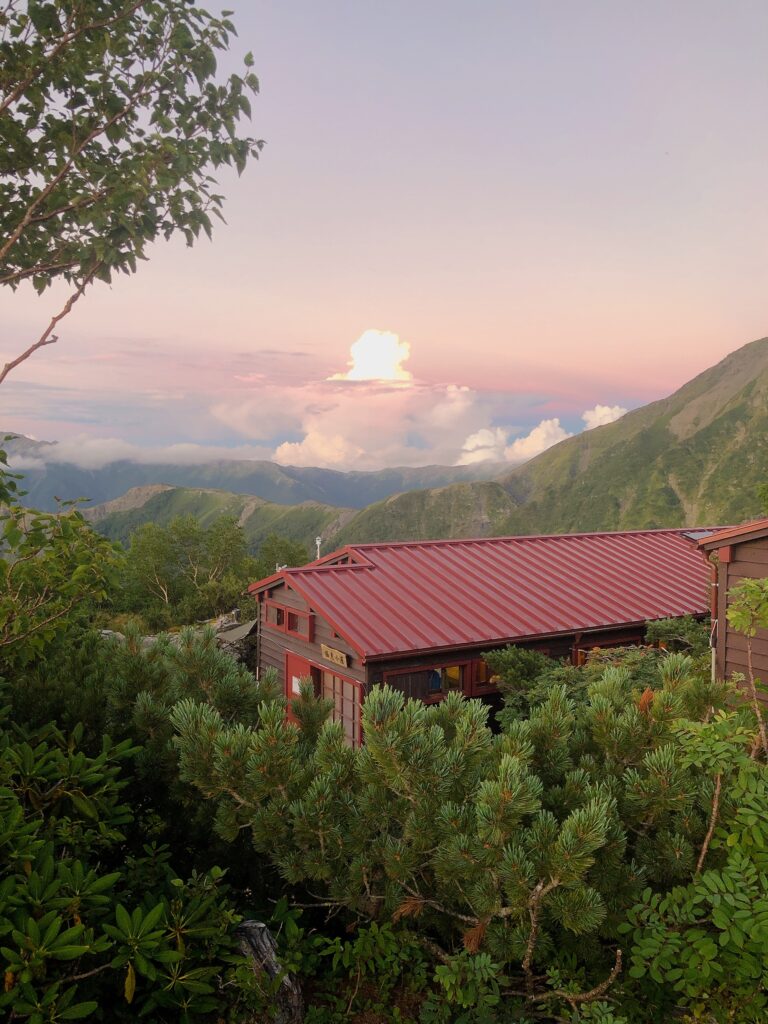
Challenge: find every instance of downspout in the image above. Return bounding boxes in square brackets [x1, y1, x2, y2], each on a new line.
[706, 552, 718, 684]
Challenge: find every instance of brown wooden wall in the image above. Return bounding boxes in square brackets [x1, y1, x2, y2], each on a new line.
[257, 582, 366, 688]
[716, 537, 768, 685]
[366, 623, 651, 700]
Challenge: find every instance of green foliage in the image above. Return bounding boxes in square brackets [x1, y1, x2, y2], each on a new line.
[482, 645, 553, 714]
[0, 447, 122, 672]
[118, 514, 258, 625]
[622, 755, 768, 1021]
[0, 707, 259, 1022]
[726, 576, 768, 640]
[725, 577, 768, 755]
[644, 615, 711, 656]
[3, 450, 765, 1024]
[7, 622, 282, 887]
[1, 0, 261, 309]
[252, 532, 310, 580]
[171, 662, 724, 1014]
[432, 951, 507, 1012]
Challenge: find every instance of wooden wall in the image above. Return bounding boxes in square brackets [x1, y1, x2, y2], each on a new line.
[366, 623, 652, 700]
[257, 582, 366, 687]
[717, 537, 768, 686]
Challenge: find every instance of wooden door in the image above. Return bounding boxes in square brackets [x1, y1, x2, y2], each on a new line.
[320, 670, 362, 747]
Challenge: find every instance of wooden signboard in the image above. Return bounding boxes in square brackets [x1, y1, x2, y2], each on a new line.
[320, 643, 348, 668]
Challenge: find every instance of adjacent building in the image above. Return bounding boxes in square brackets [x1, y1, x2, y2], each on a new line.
[248, 528, 712, 745]
[698, 518, 768, 685]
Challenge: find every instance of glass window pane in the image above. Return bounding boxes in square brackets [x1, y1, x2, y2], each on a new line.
[442, 665, 462, 691]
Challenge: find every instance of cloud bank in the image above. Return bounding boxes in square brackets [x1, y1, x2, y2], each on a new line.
[456, 404, 626, 467]
[10, 330, 632, 473]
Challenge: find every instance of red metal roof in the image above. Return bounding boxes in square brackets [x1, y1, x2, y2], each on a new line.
[251, 529, 712, 659]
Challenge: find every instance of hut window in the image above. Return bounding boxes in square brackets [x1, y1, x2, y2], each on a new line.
[286, 609, 313, 641]
[265, 603, 284, 628]
[264, 602, 313, 640]
[439, 665, 463, 691]
[385, 664, 465, 701]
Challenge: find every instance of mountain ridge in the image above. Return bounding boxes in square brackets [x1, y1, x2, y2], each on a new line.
[3, 435, 506, 511]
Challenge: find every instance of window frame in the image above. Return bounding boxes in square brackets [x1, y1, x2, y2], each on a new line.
[467, 658, 501, 697]
[263, 599, 314, 642]
[383, 660, 471, 704]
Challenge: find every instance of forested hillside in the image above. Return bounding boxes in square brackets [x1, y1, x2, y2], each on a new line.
[85, 484, 353, 552]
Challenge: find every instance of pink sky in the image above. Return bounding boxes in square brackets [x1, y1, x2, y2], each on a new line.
[2, 1, 767, 470]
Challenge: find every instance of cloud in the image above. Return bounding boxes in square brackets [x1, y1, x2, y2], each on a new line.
[329, 329, 413, 382]
[582, 404, 627, 430]
[273, 432, 366, 467]
[457, 418, 572, 466]
[505, 418, 572, 462]
[269, 379, 488, 468]
[457, 400, 628, 467]
[211, 335, 500, 470]
[16, 437, 275, 470]
[455, 428, 509, 465]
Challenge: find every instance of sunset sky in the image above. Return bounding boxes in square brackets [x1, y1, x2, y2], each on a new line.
[3, 1, 767, 470]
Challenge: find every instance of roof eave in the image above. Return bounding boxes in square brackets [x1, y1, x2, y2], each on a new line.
[699, 518, 768, 550]
[363, 609, 710, 661]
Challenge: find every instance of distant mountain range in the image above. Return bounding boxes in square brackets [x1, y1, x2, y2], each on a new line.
[2, 439, 504, 512]
[7, 336, 768, 550]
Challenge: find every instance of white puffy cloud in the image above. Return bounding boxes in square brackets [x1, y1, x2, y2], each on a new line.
[329, 329, 412, 382]
[455, 428, 509, 465]
[268, 378, 489, 468]
[581, 404, 627, 430]
[273, 432, 365, 467]
[504, 418, 572, 462]
[457, 401, 629, 468]
[457, 418, 572, 467]
[206, 332, 499, 469]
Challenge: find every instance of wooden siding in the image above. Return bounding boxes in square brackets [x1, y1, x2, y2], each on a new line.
[257, 582, 366, 689]
[366, 624, 651, 700]
[716, 537, 768, 690]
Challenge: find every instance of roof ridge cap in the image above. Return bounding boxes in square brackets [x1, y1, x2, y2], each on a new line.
[346, 526, 711, 552]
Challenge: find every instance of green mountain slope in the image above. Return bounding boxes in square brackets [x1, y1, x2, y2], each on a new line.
[87, 486, 353, 553]
[499, 336, 768, 532]
[339, 337, 768, 542]
[332, 482, 518, 545]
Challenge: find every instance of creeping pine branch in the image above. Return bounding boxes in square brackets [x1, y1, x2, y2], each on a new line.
[0, 270, 98, 384]
[527, 948, 623, 1010]
[522, 877, 560, 996]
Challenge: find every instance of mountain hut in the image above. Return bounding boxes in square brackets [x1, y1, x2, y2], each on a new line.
[248, 529, 713, 746]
